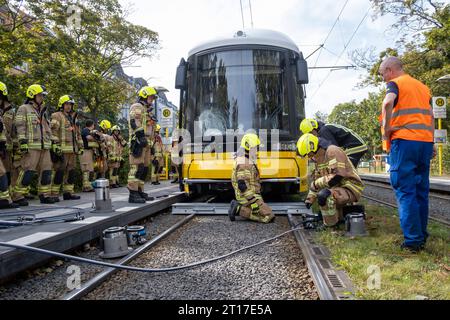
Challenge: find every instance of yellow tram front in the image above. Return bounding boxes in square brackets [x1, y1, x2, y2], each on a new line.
[175, 29, 309, 196]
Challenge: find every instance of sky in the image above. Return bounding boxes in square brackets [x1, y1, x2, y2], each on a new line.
[119, 0, 398, 117]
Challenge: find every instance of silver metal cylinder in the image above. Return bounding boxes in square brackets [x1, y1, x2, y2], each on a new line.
[100, 227, 133, 259]
[93, 179, 113, 212]
[126, 226, 147, 246]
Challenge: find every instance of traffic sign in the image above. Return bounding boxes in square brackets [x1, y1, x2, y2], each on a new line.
[433, 97, 447, 119]
[434, 130, 448, 144]
[160, 107, 174, 129]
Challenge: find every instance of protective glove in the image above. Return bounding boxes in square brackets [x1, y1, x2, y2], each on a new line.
[77, 148, 84, 156]
[52, 143, 63, 156]
[19, 140, 29, 154]
[304, 200, 313, 210]
[135, 128, 145, 139]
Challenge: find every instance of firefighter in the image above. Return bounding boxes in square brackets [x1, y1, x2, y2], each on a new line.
[151, 124, 163, 185]
[229, 133, 275, 224]
[127, 86, 157, 203]
[108, 125, 127, 188]
[13, 84, 54, 205]
[96, 120, 111, 179]
[50, 95, 83, 201]
[80, 119, 97, 192]
[300, 119, 368, 168]
[298, 134, 365, 227]
[0, 82, 19, 209]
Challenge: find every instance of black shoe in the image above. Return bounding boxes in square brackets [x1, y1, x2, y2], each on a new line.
[171, 179, 179, 184]
[52, 197, 60, 203]
[129, 191, 146, 204]
[40, 196, 55, 204]
[110, 184, 119, 189]
[401, 243, 423, 253]
[63, 193, 81, 201]
[25, 194, 36, 200]
[228, 200, 240, 222]
[0, 200, 19, 209]
[138, 191, 154, 202]
[14, 199, 29, 207]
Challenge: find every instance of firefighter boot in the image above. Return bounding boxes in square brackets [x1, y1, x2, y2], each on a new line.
[129, 190, 146, 204]
[63, 193, 81, 201]
[39, 195, 56, 204]
[228, 200, 241, 222]
[0, 200, 19, 209]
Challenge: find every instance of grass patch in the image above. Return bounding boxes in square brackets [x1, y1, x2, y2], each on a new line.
[315, 203, 450, 300]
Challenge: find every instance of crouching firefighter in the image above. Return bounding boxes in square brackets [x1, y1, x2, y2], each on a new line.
[13, 84, 55, 204]
[50, 95, 83, 201]
[127, 86, 157, 203]
[297, 134, 365, 227]
[229, 134, 275, 224]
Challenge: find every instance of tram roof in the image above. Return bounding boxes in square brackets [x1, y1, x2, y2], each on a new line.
[188, 29, 301, 56]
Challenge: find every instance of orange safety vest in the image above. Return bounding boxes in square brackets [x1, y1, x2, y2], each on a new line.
[381, 74, 433, 152]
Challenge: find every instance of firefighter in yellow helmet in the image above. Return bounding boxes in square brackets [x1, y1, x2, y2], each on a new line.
[151, 124, 163, 185]
[299, 118, 367, 168]
[50, 95, 83, 201]
[13, 84, 55, 205]
[127, 86, 157, 203]
[0, 82, 19, 209]
[298, 133, 365, 227]
[107, 125, 127, 188]
[95, 119, 111, 179]
[229, 133, 275, 223]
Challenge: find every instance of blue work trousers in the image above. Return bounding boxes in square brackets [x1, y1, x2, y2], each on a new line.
[389, 139, 433, 246]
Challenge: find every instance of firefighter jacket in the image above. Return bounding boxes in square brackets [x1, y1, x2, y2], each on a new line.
[50, 111, 83, 154]
[1, 103, 16, 152]
[231, 154, 262, 204]
[129, 102, 155, 144]
[16, 102, 52, 150]
[107, 134, 127, 162]
[318, 123, 368, 157]
[306, 145, 364, 203]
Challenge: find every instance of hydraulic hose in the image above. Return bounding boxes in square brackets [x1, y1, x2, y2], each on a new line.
[0, 227, 303, 273]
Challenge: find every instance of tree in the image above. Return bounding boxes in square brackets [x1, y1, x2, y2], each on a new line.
[328, 92, 384, 159]
[0, 0, 159, 125]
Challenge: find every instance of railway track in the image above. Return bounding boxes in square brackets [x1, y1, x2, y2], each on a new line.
[361, 178, 450, 226]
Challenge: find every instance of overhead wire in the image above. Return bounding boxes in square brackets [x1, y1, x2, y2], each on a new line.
[309, 5, 371, 103]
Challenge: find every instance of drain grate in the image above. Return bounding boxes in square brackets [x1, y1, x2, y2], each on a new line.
[313, 247, 323, 255]
[319, 259, 332, 269]
[327, 274, 344, 288]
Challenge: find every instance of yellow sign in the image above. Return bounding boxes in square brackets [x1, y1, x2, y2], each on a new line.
[433, 97, 447, 119]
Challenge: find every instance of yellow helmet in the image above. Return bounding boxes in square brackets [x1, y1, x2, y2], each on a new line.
[297, 134, 319, 157]
[241, 133, 261, 151]
[57, 95, 75, 110]
[139, 86, 157, 99]
[99, 120, 112, 131]
[299, 118, 319, 134]
[0, 81, 8, 96]
[111, 125, 121, 132]
[155, 124, 161, 132]
[26, 84, 47, 99]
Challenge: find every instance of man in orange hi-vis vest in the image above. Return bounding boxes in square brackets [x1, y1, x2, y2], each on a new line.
[379, 56, 435, 253]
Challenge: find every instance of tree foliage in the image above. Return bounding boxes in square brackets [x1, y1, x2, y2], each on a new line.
[0, 0, 159, 125]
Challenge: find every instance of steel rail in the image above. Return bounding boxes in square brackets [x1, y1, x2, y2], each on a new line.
[62, 214, 195, 300]
[287, 214, 335, 300]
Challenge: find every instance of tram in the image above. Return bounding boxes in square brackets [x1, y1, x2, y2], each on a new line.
[175, 29, 309, 195]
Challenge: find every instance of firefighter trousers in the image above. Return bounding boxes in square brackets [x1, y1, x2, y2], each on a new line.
[52, 153, 77, 196]
[80, 149, 95, 191]
[239, 198, 274, 224]
[108, 161, 120, 186]
[0, 157, 13, 204]
[320, 187, 359, 227]
[128, 146, 151, 192]
[14, 149, 52, 200]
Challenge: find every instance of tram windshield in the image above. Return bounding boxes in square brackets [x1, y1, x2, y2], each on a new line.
[187, 49, 300, 138]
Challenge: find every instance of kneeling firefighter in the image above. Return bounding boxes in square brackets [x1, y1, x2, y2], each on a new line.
[13, 84, 55, 204]
[229, 133, 275, 224]
[297, 134, 365, 227]
[127, 86, 157, 203]
[50, 95, 83, 201]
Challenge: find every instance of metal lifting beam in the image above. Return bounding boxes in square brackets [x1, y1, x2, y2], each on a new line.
[171, 202, 312, 216]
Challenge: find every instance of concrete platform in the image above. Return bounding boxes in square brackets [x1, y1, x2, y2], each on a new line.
[0, 182, 186, 282]
[360, 174, 450, 193]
